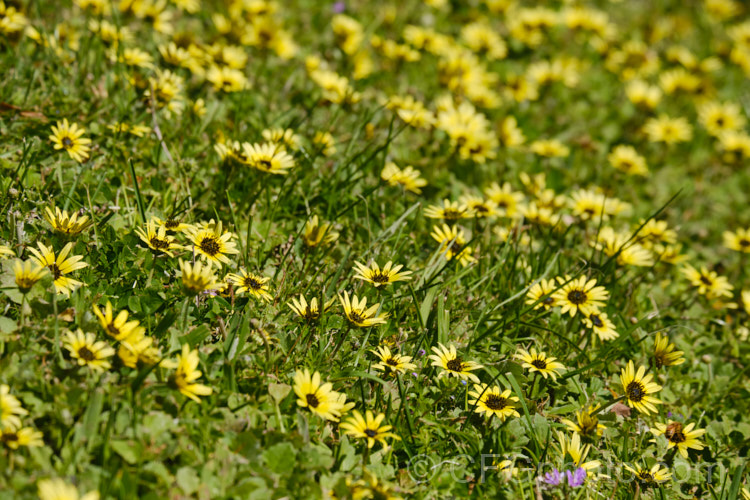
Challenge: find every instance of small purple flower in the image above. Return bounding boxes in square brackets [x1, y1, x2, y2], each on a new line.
[566, 468, 587, 488]
[418, 349, 426, 356]
[461, 380, 467, 385]
[331, 1, 345, 13]
[542, 468, 562, 486]
[411, 372, 418, 378]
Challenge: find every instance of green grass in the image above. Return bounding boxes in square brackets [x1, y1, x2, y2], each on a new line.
[1, 0, 750, 498]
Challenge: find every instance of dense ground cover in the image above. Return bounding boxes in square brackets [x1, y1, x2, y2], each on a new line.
[2, 0, 750, 498]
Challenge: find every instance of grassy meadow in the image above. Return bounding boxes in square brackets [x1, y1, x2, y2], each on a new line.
[2, 0, 750, 498]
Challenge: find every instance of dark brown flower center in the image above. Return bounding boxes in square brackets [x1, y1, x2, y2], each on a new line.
[699, 275, 712, 286]
[78, 346, 96, 361]
[385, 357, 398, 366]
[106, 324, 120, 337]
[443, 209, 464, 220]
[62, 136, 73, 148]
[306, 393, 319, 408]
[484, 394, 508, 410]
[531, 358, 547, 370]
[199, 236, 221, 256]
[48, 263, 62, 280]
[637, 471, 653, 482]
[590, 314, 604, 328]
[243, 276, 262, 290]
[567, 289, 587, 305]
[364, 429, 378, 438]
[371, 272, 390, 283]
[665, 422, 686, 444]
[1, 432, 18, 444]
[626, 381, 645, 402]
[258, 159, 273, 170]
[150, 236, 171, 250]
[348, 311, 365, 324]
[446, 357, 463, 372]
[165, 219, 180, 229]
[739, 239, 750, 247]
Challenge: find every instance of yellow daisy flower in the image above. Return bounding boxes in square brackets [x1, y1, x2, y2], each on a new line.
[1, 426, 43, 450]
[169, 344, 213, 403]
[241, 142, 295, 175]
[179, 259, 223, 296]
[302, 215, 339, 247]
[92, 301, 145, 341]
[428, 342, 483, 383]
[340, 410, 400, 449]
[381, 162, 427, 194]
[619, 361, 662, 414]
[430, 224, 475, 266]
[13, 259, 48, 294]
[188, 220, 239, 267]
[561, 404, 606, 437]
[28, 242, 88, 297]
[624, 463, 671, 485]
[338, 291, 388, 327]
[515, 348, 565, 380]
[44, 206, 90, 235]
[723, 228, 750, 253]
[652, 332, 685, 368]
[49, 119, 92, 163]
[293, 368, 351, 421]
[371, 346, 416, 375]
[135, 219, 182, 257]
[0, 385, 27, 431]
[553, 276, 609, 317]
[226, 269, 273, 302]
[63, 329, 115, 372]
[468, 384, 520, 421]
[651, 420, 705, 458]
[583, 312, 619, 341]
[353, 260, 412, 287]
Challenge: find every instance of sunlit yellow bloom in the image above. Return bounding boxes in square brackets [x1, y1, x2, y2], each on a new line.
[529, 139, 570, 158]
[44, 206, 90, 235]
[302, 215, 338, 247]
[63, 329, 114, 372]
[339, 291, 388, 327]
[371, 346, 416, 375]
[0, 385, 27, 431]
[643, 115, 693, 144]
[468, 384, 520, 421]
[288, 295, 333, 322]
[28, 242, 88, 297]
[624, 463, 671, 485]
[179, 259, 222, 296]
[525, 279, 558, 310]
[353, 260, 412, 287]
[340, 410, 400, 449]
[561, 404, 606, 437]
[169, 344, 212, 403]
[680, 264, 734, 299]
[1, 426, 43, 450]
[553, 276, 609, 317]
[206, 65, 248, 92]
[92, 301, 145, 342]
[485, 182, 525, 218]
[430, 224, 475, 266]
[424, 199, 469, 221]
[0, 245, 14, 260]
[723, 228, 750, 253]
[608, 145, 649, 176]
[652, 332, 685, 368]
[593, 227, 654, 267]
[698, 101, 745, 136]
[428, 342, 483, 383]
[118, 333, 162, 368]
[293, 368, 352, 421]
[381, 162, 427, 194]
[583, 312, 619, 341]
[312, 131, 336, 156]
[187, 220, 239, 266]
[625, 79, 662, 108]
[515, 348, 565, 380]
[651, 420, 705, 458]
[240, 142, 294, 174]
[49, 119, 91, 163]
[13, 259, 48, 294]
[261, 128, 301, 150]
[556, 431, 601, 470]
[620, 361, 662, 414]
[226, 269, 273, 301]
[459, 195, 498, 218]
[135, 219, 182, 257]
[718, 131, 750, 163]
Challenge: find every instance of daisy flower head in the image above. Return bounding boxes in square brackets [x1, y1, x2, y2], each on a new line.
[261, 127, 301, 150]
[338, 291, 388, 327]
[179, 259, 223, 296]
[561, 404, 605, 437]
[312, 131, 336, 156]
[723, 227, 750, 253]
[680, 264, 734, 299]
[583, 312, 619, 341]
[525, 278, 557, 310]
[0, 385, 27, 431]
[553, 275, 609, 317]
[651, 420, 705, 458]
[63, 329, 115, 372]
[424, 199, 469, 221]
[135, 219, 182, 257]
[428, 342, 483, 383]
[28, 242, 88, 297]
[169, 344, 212, 402]
[49, 119, 92, 163]
[241, 141, 295, 175]
[643, 115, 693, 144]
[1, 426, 43, 450]
[226, 269, 273, 302]
[515, 348, 565, 380]
[556, 431, 601, 471]
[0, 245, 14, 260]
[302, 215, 339, 248]
[484, 182, 525, 218]
[293, 368, 350, 421]
[607, 145, 649, 176]
[44, 206, 90, 236]
[381, 162, 427, 194]
[288, 295, 333, 322]
[430, 224, 475, 266]
[697, 101, 746, 137]
[459, 195, 498, 218]
[624, 463, 671, 486]
[340, 410, 400, 449]
[371, 346, 416, 375]
[188, 219, 239, 267]
[620, 361, 662, 414]
[468, 384, 520, 421]
[152, 216, 192, 234]
[92, 301, 145, 341]
[13, 259, 48, 294]
[353, 260, 412, 287]
[652, 332, 685, 368]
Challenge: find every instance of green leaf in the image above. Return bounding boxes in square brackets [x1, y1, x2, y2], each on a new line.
[110, 440, 141, 465]
[268, 383, 291, 403]
[263, 442, 297, 475]
[0, 316, 17, 334]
